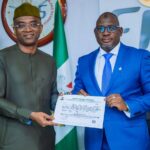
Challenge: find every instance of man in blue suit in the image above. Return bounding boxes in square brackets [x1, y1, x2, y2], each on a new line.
[72, 12, 150, 150]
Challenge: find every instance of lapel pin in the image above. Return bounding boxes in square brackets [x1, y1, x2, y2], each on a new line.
[118, 67, 122, 71]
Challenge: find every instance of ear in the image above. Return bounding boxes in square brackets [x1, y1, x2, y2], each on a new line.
[94, 27, 99, 38]
[119, 27, 123, 36]
[94, 28, 97, 34]
[39, 24, 43, 34]
[13, 27, 17, 38]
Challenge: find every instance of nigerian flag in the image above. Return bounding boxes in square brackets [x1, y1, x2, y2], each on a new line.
[53, 1, 78, 150]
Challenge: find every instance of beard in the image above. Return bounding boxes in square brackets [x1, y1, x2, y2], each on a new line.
[16, 33, 40, 47]
[19, 39, 38, 46]
[100, 44, 115, 52]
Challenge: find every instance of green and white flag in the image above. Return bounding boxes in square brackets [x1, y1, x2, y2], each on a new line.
[53, 1, 78, 150]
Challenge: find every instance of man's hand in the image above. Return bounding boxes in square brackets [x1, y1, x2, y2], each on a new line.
[30, 112, 57, 127]
[78, 89, 89, 96]
[105, 94, 128, 111]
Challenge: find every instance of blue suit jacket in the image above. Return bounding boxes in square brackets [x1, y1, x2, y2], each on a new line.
[72, 43, 150, 150]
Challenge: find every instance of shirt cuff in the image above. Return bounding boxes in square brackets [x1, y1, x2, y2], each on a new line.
[123, 103, 131, 118]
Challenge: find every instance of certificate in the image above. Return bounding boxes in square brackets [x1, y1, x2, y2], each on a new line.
[54, 95, 106, 129]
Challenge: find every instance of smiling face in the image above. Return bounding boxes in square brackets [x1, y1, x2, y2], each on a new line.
[94, 12, 123, 52]
[13, 16, 43, 47]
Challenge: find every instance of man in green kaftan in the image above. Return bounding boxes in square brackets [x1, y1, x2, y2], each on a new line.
[0, 3, 58, 150]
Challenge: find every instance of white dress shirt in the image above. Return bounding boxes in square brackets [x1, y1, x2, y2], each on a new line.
[95, 43, 120, 90]
[94, 43, 130, 117]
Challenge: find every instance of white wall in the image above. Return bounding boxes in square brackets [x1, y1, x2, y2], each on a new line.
[0, 1, 150, 150]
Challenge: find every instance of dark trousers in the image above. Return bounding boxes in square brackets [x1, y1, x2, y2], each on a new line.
[146, 112, 150, 134]
[101, 130, 110, 150]
[84, 128, 110, 150]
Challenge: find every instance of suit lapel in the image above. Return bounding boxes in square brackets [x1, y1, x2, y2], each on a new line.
[106, 43, 127, 95]
[89, 48, 103, 95]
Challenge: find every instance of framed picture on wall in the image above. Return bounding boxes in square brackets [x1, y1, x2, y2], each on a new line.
[1, 0, 67, 46]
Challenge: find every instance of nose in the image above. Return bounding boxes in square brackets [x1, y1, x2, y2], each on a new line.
[24, 24, 33, 31]
[103, 28, 110, 35]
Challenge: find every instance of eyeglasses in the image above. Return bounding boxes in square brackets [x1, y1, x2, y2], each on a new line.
[96, 25, 120, 33]
[14, 22, 42, 30]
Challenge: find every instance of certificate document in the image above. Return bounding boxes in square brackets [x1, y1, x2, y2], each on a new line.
[54, 95, 106, 129]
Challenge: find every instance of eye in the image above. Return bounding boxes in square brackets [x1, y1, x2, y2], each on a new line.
[31, 22, 41, 28]
[109, 26, 118, 32]
[99, 26, 105, 32]
[31, 22, 38, 27]
[14, 24, 26, 29]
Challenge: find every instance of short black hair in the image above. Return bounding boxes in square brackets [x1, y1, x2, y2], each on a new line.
[97, 12, 119, 26]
